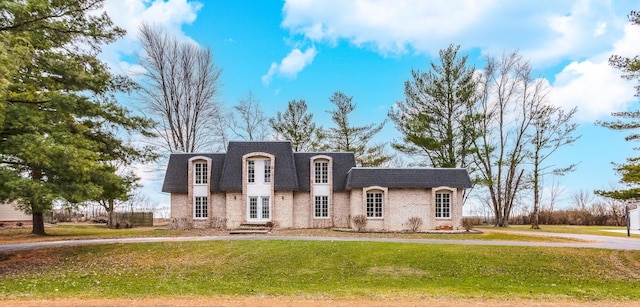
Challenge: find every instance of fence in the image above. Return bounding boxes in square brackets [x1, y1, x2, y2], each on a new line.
[113, 212, 153, 228]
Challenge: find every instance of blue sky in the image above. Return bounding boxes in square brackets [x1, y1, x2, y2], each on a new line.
[100, 0, 640, 214]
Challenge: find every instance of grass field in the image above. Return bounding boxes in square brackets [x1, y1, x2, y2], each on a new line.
[477, 224, 640, 237]
[0, 223, 600, 244]
[1, 232, 640, 302]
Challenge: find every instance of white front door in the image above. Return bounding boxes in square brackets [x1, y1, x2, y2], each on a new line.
[248, 196, 271, 223]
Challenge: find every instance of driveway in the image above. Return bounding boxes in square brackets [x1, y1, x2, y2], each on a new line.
[1, 231, 640, 252]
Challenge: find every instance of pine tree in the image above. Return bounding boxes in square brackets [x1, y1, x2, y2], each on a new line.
[269, 99, 321, 151]
[323, 92, 391, 166]
[0, 0, 155, 235]
[596, 10, 640, 200]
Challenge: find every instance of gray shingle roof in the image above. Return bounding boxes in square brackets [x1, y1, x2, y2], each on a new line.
[345, 168, 472, 189]
[162, 142, 473, 194]
[161, 153, 226, 193]
[219, 141, 299, 191]
[293, 152, 356, 191]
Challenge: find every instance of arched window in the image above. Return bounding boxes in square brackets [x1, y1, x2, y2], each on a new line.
[366, 190, 384, 218]
[435, 192, 451, 218]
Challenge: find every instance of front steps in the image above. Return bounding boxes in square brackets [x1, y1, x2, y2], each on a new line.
[229, 223, 272, 235]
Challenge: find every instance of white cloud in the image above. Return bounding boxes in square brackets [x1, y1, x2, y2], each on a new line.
[283, 0, 497, 56]
[549, 22, 640, 121]
[550, 60, 635, 121]
[262, 47, 317, 85]
[99, 0, 203, 75]
[281, 0, 633, 65]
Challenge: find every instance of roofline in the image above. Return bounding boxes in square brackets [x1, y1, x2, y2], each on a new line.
[349, 167, 470, 170]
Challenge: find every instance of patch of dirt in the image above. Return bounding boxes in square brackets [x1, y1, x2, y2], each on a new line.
[0, 248, 63, 276]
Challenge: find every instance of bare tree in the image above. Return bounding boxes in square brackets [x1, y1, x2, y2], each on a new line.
[473, 51, 538, 227]
[137, 23, 223, 152]
[227, 91, 271, 141]
[530, 100, 579, 229]
[572, 188, 595, 211]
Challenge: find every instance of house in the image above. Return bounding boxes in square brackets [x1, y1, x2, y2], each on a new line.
[162, 141, 472, 231]
[630, 206, 639, 231]
[0, 202, 31, 225]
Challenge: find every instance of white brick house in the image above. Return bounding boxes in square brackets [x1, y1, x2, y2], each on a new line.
[162, 141, 472, 231]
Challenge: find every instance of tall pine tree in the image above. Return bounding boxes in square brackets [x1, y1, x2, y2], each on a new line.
[323, 92, 391, 166]
[0, 0, 155, 234]
[596, 10, 640, 200]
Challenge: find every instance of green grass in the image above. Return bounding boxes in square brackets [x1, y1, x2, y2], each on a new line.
[477, 225, 640, 238]
[0, 223, 589, 244]
[1, 240, 639, 301]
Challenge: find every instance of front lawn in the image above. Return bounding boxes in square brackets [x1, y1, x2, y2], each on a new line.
[1, 240, 639, 302]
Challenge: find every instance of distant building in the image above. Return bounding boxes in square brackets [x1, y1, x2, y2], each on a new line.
[630, 206, 639, 231]
[162, 141, 472, 231]
[0, 202, 31, 225]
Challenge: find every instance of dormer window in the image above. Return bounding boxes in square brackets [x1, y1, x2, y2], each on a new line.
[247, 160, 255, 183]
[264, 159, 271, 183]
[194, 161, 208, 184]
[314, 161, 328, 184]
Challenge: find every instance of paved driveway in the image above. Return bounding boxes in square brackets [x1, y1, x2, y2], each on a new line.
[1, 231, 640, 253]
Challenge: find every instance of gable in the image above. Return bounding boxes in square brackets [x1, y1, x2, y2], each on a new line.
[219, 141, 299, 191]
[161, 153, 226, 193]
[294, 152, 357, 192]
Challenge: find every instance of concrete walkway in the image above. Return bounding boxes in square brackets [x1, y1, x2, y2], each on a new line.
[1, 231, 640, 252]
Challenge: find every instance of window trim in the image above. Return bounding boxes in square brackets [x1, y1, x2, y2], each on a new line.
[194, 161, 208, 185]
[264, 159, 271, 183]
[435, 192, 451, 219]
[366, 191, 384, 218]
[194, 196, 208, 219]
[314, 195, 329, 219]
[247, 160, 255, 183]
[314, 161, 329, 184]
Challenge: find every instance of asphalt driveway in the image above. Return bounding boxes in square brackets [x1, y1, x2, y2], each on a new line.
[1, 231, 639, 252]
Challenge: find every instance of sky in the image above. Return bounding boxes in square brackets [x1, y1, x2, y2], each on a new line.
[99, 0, 640, 215]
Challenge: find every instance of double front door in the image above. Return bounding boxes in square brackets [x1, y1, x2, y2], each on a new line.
[248, 196, 270, 223]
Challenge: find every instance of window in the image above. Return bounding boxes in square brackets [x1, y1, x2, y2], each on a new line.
[194, 196, 208, 218]
[194, 162, 207, 184]
[314, 161, 328, 183]
[366, 191, 383, 218]
[261, 197, 270, 219]
[247, 160, 255, 183]
[314, 196, 329, 218]
[264, 159, 271, 183]
[435, 193, 451, 218]
[249, 196, 258, 219]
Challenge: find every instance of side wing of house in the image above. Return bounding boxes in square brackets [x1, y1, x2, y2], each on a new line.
[345, 168, 472, 231]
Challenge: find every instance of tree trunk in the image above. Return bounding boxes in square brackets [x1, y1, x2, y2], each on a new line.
[32, 211, 46, 235]
[107, 199, 114, 228]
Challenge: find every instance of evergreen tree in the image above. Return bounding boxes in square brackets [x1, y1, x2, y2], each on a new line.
[269, 99, 321, 151]
[323, 92, 391, 166]
[596, 10, 640, 200]
[389, 44, 478, 168]
[0, 0, 155, 234]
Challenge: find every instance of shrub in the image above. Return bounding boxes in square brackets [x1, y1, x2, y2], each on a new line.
[16, 222, 23, 227]
[352, 215, 367, 232]
[462, 217, 475, 231]
[208, 216, 227, 230]
[406, 216, 423, 233]
[170, 218, 193, 230]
